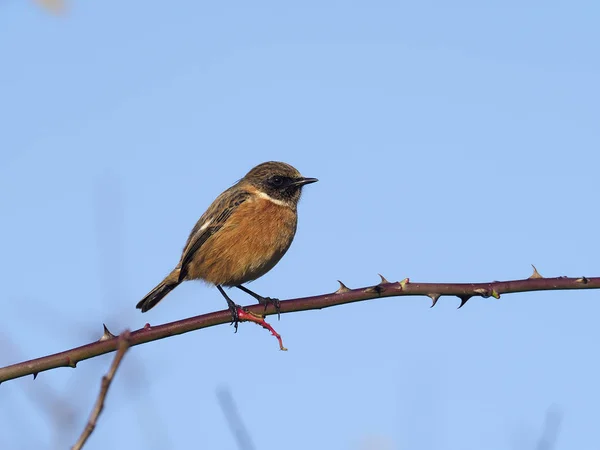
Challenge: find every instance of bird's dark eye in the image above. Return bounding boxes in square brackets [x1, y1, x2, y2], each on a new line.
[270, 176, 284, 187]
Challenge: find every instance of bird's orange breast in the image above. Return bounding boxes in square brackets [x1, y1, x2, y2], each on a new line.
[184, 196, 298, 286]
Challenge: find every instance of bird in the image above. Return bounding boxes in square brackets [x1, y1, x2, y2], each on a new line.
[136, 161, 317, 327]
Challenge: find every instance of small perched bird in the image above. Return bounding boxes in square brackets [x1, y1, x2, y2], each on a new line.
[136, 161, 317, 326]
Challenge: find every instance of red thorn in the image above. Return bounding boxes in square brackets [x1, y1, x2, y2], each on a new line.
[144, 323, 151, 329]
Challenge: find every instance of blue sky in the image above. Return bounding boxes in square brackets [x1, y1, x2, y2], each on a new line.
[1, 1, 599, 449]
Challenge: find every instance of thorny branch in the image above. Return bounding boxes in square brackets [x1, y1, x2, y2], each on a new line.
[71, 331, 131, 450]
[1, 267, 599, 384]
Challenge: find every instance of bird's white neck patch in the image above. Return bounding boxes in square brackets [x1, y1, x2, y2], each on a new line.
[257, 191, 288, 207]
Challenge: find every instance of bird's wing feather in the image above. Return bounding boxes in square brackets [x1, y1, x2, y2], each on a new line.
[178, 189, 250, 281]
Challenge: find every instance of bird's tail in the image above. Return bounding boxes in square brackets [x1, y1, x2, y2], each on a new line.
[136, 269, 181, 313]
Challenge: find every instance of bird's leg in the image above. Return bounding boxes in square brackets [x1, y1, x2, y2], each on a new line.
[236, 285, 281, 319]
[217, 286, 287, 349]
[217, 285, 244, 332]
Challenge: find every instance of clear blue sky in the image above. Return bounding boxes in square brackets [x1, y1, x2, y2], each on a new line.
[1, 1, 599, 449]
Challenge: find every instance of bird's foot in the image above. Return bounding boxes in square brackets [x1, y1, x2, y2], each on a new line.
[257, 296, 281, 320]
[228, 303, 267, 332]
[235, 286, 281, 320]
[227, 302, 244, 333]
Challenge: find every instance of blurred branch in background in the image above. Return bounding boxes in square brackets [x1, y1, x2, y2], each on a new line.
[216, 385, 398, 450]
[0, 172, 171, 449]
[35, 0, 66, 14]
[0, 332, 78, 449]
[92, 172, 173, 449]
[216, 386, 256, 450]
[536, 406, 562, 450]
[357, 435, 395, 450]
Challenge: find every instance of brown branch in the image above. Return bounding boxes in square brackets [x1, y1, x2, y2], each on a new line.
[71, 331, 131, 450]
[1, 271, 599, 384]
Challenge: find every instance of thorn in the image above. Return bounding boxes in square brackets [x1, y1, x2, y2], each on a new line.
[335, 280, 351, 294]
[144, 323, 151, 329]
[529, 264, 543, 279]
[428, 293, 441, 308]
[457, 295, 471, 309]
[99, 323, 116, 341]
[576, 276, 589, 284]
[33, 372, 38, 380]
[378, 274, 390, 284]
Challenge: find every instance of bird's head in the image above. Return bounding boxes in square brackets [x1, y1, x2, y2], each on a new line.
[243, 161, 318, 206]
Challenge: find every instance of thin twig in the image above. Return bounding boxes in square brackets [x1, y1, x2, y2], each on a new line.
[71, 330, 131, 450]
[1, 271, 599, 384]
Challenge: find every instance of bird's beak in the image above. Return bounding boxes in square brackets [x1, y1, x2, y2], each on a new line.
[292, 177, 318, 187]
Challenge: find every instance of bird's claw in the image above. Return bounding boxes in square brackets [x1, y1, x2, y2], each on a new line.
[259, 296, 281, 320]
[228, 303, 244, 333]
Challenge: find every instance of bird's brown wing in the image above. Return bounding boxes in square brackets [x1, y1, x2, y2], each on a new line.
[178, 189, 250, 281]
